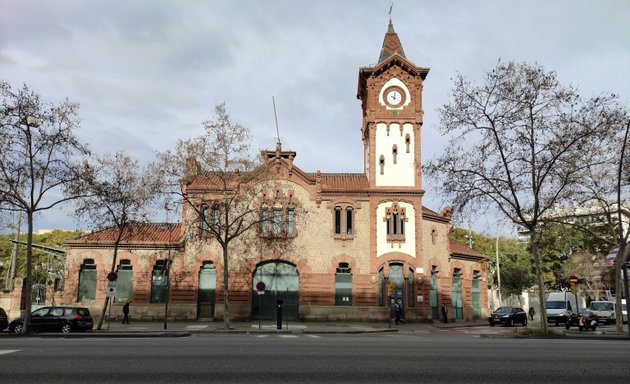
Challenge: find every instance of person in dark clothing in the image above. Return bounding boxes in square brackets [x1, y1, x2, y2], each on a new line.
[528, 306, 535, 321]
[122, 301, 130, 324]
[441, 304, 448, 323]
[394, 301, 404, 325]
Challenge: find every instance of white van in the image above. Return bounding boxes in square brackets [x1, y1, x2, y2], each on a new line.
[589, 301, 615, 324]
[545, 291, 579, 325]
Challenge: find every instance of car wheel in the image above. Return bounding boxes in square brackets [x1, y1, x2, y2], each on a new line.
[489, 322, 495, 327]
[12, 323, 24, 334]
[522, 318, 527, 326]
[61, 323, 72, 334]
[565, 322, 571, 330]
[591, 325, 597, 331]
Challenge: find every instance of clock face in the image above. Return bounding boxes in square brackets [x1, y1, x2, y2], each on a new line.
[385, 87, 404, 107]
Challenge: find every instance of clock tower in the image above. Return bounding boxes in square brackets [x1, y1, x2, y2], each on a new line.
[357, 21, 429, 191]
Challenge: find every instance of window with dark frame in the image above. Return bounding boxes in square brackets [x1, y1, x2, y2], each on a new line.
[333, 205, 355, 238]
[385, 203, 407, 242]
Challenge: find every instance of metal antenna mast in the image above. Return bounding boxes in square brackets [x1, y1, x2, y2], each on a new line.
[272, 96, 281, 150]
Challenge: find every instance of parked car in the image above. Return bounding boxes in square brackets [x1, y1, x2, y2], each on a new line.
[0, 307, 8, 331]
[488, 306, 528, 326]
[9, 306, 93, 334]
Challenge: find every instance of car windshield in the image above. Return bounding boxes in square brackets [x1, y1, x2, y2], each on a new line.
[590, 302, 613, 311]
[495, 307, 513, 314]
[546, 301, 565, 309]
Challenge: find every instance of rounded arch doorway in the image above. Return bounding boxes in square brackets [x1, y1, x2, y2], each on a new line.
[252, 261, 299, 321]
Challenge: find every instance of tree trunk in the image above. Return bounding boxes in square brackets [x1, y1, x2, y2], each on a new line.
[22, 211, 35, 334]
[222, 244, 230, 330]
[530, 229, 549, 335]
[96, 234, 122, 330]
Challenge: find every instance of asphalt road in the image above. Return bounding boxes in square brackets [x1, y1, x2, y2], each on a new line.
[1, 332, 628, 384]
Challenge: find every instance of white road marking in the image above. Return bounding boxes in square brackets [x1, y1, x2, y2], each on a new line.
[278, 334, 298, 338]
[185, 325, 209, 330]
[0, 350, 20, 355]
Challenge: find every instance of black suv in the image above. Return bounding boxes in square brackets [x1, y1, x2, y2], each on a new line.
[9, 306, 93, 334]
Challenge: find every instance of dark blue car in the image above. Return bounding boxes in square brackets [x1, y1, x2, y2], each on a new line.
[488, 306, 528, 326]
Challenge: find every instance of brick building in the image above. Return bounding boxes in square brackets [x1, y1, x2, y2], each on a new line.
[63, 21, 489, 322]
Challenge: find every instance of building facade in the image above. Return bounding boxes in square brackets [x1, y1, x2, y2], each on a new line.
[63, 22, 489, 322]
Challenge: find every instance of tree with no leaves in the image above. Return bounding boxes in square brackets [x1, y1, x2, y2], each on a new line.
[73, 151, 163, 330]
[155, 103, 278, 330]
[425, 62, 626, 335]
[0, 81, 90, 334]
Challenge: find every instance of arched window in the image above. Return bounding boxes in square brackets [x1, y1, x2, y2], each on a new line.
[115, 259, 133, 303]
[200, 204, 209, 232]
[430, 266, 439, 319]
[345, 207, 353, 235]
[334, 206, 342, 234]
[335, 262, 352, 306]
[211, 205, 220, 232]
[151, 260, 169, 303]
[333, 205, 355, 237]
[406, 268, 415, 307]
[452, 268, 463, 319]
[77, 259, 96, 302]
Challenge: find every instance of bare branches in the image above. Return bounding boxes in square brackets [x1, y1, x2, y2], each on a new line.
[425, 62, 628, 334]
[0, 81, 90, 334]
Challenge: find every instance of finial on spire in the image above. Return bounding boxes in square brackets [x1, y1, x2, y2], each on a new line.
[389, 0, 393, 22]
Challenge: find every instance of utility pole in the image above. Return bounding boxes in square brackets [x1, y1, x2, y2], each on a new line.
[496, 226, 503, 307]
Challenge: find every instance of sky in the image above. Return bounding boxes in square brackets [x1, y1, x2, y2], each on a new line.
[1, 0, 629, 235]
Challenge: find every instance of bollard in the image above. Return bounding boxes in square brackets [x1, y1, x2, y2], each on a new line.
[276, 300, 284, 330]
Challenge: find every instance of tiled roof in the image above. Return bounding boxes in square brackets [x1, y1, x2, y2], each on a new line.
[449, 239, 488, 259]
[315, 173, 369, 191]
[379, 21, 406, 63]
[65, 223, 182, 247]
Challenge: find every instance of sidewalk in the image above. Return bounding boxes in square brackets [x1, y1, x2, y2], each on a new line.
[73, 318, 488, 337]
[4, 319, 628, 339]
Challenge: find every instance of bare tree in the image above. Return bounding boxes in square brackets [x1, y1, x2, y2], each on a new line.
[552, 118, 630, 333]
[0, 81, 90, 334]
[73, 151, 163, 330]
[155, 103, 280, 330]
[425, 62, 625, 334]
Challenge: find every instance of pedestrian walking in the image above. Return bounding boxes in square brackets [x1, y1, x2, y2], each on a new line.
[528, 306, 535, 321]
[394, 301, 404, 325]
[441, 304, 448, 323]
[122, 301, 130, 324]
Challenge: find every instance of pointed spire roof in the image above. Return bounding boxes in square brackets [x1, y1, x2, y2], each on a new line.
[378, 20, 406, 63]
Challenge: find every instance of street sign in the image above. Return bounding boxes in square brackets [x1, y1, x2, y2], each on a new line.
[569, 275, 578, 283]
[107, 272, 118, 282]
[106, 281, 117, 297]
[256, 281, 266, 292]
